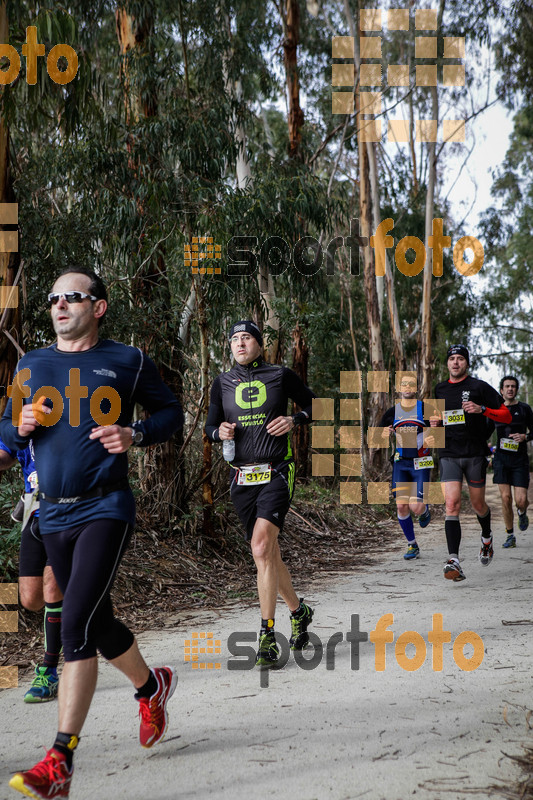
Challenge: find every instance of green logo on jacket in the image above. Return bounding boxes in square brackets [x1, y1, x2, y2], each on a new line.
[235, 380, 267, 410]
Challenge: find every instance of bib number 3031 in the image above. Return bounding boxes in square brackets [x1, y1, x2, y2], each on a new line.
[443, 409, 465, 425]
[237, 464, 272, 485]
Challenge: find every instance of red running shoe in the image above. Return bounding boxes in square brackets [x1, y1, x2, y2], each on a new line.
[138, 666, 177, 748]
[9, 748, 73, 798]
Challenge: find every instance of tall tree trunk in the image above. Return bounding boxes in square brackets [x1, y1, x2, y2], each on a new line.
[356, 24, 386, 470]
[419, 92, 437, 398]
[284, 0, 304, 159]
[367, 141, 405, 370]
[116, 5, 185, 520]
[291, 323, 309, 478]
[222, 12, 280, 362]
[408, 51, 419, 195]
[367, 142, 384, 320]
[196, 279, 215, 539]
[343, 0, 386, 470]
[420, 0, 444, 398]
[0, 2, 21, 414]
[282, 0, 309, 472]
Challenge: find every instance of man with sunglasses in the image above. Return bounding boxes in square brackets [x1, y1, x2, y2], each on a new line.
[1, 267, 183, 799]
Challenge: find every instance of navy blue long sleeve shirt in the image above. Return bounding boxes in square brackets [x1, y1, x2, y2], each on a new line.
[0, 339, 183, 532]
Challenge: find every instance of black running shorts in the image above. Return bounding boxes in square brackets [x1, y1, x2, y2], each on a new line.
[230, 461, 296, 540]
[492, 455, 530, 488]
[439, 456, 488, 487]
[42, 519, 135, 662]
[19, 515, 48, 578]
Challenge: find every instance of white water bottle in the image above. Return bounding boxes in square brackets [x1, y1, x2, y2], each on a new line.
[222, 438, 235, 462]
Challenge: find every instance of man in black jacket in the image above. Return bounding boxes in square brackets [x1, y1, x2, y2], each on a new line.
[205, 321, 315, 668]
[431, 344, 512, 581]
[487, 375, 533, 548]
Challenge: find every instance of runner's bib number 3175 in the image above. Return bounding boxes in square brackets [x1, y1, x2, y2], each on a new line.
[237, 464, 272, 485]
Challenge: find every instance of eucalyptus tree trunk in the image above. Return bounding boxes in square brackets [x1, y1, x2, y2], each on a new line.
[222, 14, 280, 363]
[291, 324, 309, 479]
[343, 0, 388, 470]
[116, 5, 185, 520]
[355, 28, 386, 470]
[196, 279, 214, 538]
[420, 0, 445, 396]
[284, 0, 304, 159]
[0, 2, 21, 413]
[367, 141, 405, 371]
[419, 86, 438, 398]
[282, 0, 310, 475]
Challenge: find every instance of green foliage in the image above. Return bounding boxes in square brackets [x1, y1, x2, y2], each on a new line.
[480, 7, 533, 391]
[0, 0, 497, 525]
[0, 471, 22, 580]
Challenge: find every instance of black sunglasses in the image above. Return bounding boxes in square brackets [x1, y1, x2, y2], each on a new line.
[48, 291, 97, 305]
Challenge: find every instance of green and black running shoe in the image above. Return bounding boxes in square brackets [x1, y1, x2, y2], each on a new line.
[23, 666, 59, 703]
[289, 600, 314, 651]
[255, 631, 280, 668]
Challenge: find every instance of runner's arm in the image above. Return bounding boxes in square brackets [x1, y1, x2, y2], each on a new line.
[0, 437, 16, 470]
[481, 403, 512, 423]
[379, 407, 395, 438]
[130, 354, 184, 444]
[526, 405, 533, 442]
[464, 383, 513, 423]
[380, 408, 394, 427]
[205, 377, 225, 442]
[479, 383, 513, 424]
[485, 419, 495, 438]
[0, 360, 35, 450]
[282, 368, 315, 425]
[0, 448, 16, 470]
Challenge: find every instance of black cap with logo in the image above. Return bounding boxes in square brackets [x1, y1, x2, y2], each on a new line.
[228, 320, 263, 347]
[446, 344, 470, 364]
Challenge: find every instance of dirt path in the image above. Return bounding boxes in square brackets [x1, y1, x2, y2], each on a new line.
[1, 483, 532, 800]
